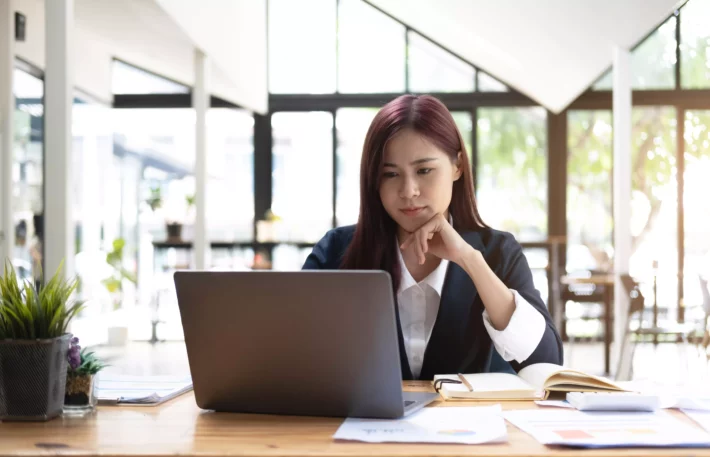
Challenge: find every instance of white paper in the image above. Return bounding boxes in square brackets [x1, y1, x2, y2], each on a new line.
[619, 380, 710, 411]
[683, 409, 710, 433]
[96, 374, 193, 404]
[674, 398, 710, 411]
[504, 409, 710, 448]
[334, 405, 507, 444]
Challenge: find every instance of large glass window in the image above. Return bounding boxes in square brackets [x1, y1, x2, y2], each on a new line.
[113, 109, 196, 276]
[567, 110, 613, 274]
[335, 108, 377, 227]
[680, 0, 710, 89]
[12, 68, 44, 284]
[593, 15, 677, 91]
[337, 0, 405, 93]
[111, 107, 254, 341]
[476, 107, 547, 241]
[271, 112, 333, 242]
[72, 99, 115, 344]
[268, 0, 336, 94]
[566, 108, 679, 324]
[407, 31, 474, 93]
[207, 109, 255, 243]
[566, 110, 613, 338]
[629, 107, 678, 322]
[592, 71, 613, 91]
[630, 16, 677, 89]
[478, 72, 508, 92]
[451, 112, 473, 165]
[683, 110, 710, 320]
[115, 108, 254, 249]
[115, 108, 196, 314]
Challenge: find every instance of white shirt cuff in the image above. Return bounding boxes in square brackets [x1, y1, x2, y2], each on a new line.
[482, 289, 546, 363]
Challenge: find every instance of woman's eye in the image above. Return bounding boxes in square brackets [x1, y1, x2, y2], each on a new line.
[418, 168, 433, 175]
[383, 172, 398, 178]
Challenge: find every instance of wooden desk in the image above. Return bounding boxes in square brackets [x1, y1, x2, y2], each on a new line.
[560, 275, 615, 376]
[1, 382, 709, 457]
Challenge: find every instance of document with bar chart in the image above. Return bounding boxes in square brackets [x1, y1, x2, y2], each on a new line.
[504, 409, 710, 448]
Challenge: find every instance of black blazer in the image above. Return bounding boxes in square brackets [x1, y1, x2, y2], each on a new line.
[302, 225, 563, 380]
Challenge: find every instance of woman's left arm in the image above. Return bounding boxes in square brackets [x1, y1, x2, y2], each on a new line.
[400, 214, 563, 367]
[457, 237, 564, 367]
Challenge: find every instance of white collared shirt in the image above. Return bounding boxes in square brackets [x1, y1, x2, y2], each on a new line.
[396, 246, 546, 379]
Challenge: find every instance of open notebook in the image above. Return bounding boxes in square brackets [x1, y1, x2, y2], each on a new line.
[433, 363, 627, 401]
[96, 374, 193, 406]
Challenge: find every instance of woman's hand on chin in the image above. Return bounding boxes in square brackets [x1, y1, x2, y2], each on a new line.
[399, 213, 473, 266]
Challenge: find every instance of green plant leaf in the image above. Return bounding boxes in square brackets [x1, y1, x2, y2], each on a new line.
[0, 258, 84, 339]
[119, 267, 137, 284]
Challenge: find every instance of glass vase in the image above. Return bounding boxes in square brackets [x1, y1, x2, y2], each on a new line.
[63, 373, 97, 416]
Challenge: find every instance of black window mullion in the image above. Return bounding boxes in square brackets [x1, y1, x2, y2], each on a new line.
[677, 107, 685, 322]
[472, 107, 478, 191]
[332, 109, 338, 229]
[253, 113, 273, 241]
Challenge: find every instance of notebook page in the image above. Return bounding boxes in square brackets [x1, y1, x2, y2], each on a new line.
[436, 372, 536, 394]
[517, 363, 564, 390]
[96, 374, 193, 404]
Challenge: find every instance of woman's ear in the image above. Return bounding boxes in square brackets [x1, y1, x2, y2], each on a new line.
[453, 151, 463, 181]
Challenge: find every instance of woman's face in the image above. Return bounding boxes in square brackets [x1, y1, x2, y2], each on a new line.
[379, 129, 461, 235]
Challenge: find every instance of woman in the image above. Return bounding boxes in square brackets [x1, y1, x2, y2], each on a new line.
[303, 94, 562, 380]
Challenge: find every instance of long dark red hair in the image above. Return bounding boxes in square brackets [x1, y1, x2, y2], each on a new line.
[340, 95, 488, 293]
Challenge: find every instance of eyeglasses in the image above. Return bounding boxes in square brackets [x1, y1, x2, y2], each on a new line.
[433, 378, 462, 393]
[433, 373, 474, 393]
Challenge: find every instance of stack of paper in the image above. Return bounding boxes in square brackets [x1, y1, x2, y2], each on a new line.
[504, 409, 710, 448]
[334, 405, 507, 444]
[96, 374, 193, 406]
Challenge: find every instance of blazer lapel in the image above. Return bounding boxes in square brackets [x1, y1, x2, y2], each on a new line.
[418, 231, 487, 379]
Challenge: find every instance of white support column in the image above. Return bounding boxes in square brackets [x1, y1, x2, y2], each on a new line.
[193, 49, 209, 270]
[0, 1, 14, 268]
[612, 46, 632, 378]
[44, 0, 74, 280]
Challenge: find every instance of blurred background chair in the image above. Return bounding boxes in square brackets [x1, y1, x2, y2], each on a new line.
[562, 270, 613, 372]
[616, 274, 699, 380]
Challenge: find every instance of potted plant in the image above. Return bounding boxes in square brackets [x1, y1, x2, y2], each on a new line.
[145, 185, 184, 241]
[145, 186, 163, 213]
[64, 337, 105, 415]
[0, 260, 84, 421]
[165, 193, 195, 242]
[165, 221, 183, 242]
[101, 238, 137, 346]
[185, 193, 196, 217]
[101, 238, 137, 311]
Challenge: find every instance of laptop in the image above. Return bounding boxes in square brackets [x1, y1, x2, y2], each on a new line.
[173, 270, 439, 418]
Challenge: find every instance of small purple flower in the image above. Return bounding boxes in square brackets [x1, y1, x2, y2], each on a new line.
[67, 336, 81, 370]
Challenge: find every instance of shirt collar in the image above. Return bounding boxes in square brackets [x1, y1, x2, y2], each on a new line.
[396, 213, 453, 297]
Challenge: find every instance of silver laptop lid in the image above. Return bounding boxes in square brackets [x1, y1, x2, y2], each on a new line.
[174, 270, 406, 418]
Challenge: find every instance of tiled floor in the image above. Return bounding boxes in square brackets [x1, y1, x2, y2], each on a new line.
[94, 340, 710, 386]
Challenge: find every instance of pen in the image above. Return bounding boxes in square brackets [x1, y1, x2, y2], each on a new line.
[457, 373, 474, 392]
